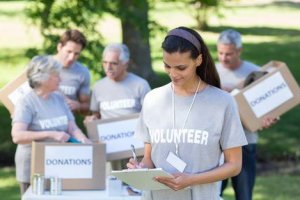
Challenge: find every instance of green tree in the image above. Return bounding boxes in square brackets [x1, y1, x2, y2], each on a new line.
[167, 0, 220, 30]
[119, 0, 154, 79]
[189, 0, 220, 30]
[26, 0, 155, 80]
[26, 0, 106, 76]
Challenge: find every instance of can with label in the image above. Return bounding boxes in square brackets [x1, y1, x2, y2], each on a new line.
[32, 174, 45, 195]
[50, 177, 62, 195]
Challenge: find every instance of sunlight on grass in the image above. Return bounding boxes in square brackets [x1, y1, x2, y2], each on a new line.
[150, 2, 196, 29]
[0, 176, 17, 188]
[213, 3, 300, 29]
[0, 1, 42, 48]
[0, 1, 27, 16]
[222, 185, 235, 200]
[222, 175, 300, 200]
[0, 167, 19, 200]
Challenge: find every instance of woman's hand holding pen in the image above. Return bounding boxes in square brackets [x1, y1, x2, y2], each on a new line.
[126, 158, 144, 169]
[127, 144, 144, 169]
[155, 173, 192, 191]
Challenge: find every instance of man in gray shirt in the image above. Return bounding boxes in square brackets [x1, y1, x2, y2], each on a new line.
[53, 29, 91, 114]
[216, 29, 277, 200]
[85, 43, 151, 169]
[86, 43, 150, 121]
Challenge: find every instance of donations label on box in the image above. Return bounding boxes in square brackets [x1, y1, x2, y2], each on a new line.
[31, 141, 106, 190]
[86, 114, 144, 161]
[243, 72, 294, 118]
[233, 61, 300, 132]
[44, 146, 93, 179]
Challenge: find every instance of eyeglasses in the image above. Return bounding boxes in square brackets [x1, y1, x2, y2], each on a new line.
[102, 61, 119, 67]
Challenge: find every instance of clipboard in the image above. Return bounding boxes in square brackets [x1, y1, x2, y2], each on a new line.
[111, 168, 172, 190]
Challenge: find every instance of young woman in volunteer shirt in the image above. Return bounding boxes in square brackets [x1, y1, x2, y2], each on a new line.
[127, 27, 247, 200]
[11, 56, 90, 195]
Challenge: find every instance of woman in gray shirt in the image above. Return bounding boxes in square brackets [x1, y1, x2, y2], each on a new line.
[127, 27, 247, 200]
[11, 56, 90, 195]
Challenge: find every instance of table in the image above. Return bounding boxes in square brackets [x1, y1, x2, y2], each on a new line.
[22, 186, 142, 200]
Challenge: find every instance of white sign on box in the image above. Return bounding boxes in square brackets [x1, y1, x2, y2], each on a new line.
[44, 146, 93, 179]
[8, 81, 31, 106]
[97, 118, 143, 154]
[243, 72, 293, 118]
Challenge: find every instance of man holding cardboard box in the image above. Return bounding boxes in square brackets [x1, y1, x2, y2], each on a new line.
[85, 43, 150, 170]
[216, 29, 277, 200]
[53, 29, 91, 114]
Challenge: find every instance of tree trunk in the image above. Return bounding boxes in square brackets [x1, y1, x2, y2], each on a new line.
[120, 0, 155, 80]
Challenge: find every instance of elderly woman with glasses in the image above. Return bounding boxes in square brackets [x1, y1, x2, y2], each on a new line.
[11, 55, 90, 195]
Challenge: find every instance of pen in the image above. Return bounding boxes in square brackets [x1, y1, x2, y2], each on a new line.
[131, 144, 137, 161]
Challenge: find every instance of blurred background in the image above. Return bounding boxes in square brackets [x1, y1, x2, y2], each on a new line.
[0, 0, 299, 199]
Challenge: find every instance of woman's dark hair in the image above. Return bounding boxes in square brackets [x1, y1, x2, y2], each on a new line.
[162, 27, 220, 88]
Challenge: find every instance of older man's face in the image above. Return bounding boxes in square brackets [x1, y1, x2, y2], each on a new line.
[102, 50, 127, 81]
[217, 43, 242, 70]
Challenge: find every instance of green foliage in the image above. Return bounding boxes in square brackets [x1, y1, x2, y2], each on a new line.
[0, 168, 19, 200]
[26, 0, 106, 74]
[168, 0, 221, 30]
[0, 104, 16, 166]
[24, 0, 164, 78]
[222, 175, 300, 200]
[190, 0, 221, 30]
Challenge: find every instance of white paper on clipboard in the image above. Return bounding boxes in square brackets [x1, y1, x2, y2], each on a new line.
[111, 168, 172, 190]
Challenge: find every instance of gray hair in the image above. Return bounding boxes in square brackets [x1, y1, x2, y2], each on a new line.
[27, 55, 62, 89]
[217, 29, 242, 48]
[103, 43, 130, 64]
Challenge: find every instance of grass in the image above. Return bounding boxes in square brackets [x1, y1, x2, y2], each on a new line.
[222, 174, 300, 200]
[0, 168, 19, 200]
[0, 167, 299, 200]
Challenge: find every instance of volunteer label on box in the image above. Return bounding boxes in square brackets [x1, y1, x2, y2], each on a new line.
[243, 72, 293, 118]
[44, 146, 93, 179]
[97, 117, 143, 154]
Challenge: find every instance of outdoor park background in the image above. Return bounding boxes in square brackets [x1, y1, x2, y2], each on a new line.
[0, 0, 300, 199]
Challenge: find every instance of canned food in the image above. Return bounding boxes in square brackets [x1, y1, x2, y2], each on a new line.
[50, 177, 62, 195]
[32, 174, 45, 195]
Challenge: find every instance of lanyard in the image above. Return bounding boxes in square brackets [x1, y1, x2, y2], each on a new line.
[172, 78, 201, 156]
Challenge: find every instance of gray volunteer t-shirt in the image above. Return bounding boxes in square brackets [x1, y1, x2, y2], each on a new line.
[12, 90, 75, 183]
[58, 61, 91, 100]
[135, 83, 247, 200]
[90, 72, 151, 119]
[216, 61, 260, 144]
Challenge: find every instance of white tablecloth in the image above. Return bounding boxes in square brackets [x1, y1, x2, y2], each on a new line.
[22, 186, 142, 200]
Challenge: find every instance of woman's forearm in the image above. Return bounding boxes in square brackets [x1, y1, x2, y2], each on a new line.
[189, 160, 241, 186]
[12, 129, 51, 144]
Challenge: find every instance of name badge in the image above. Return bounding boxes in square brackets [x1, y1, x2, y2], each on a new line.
[166, 152, 187, 173]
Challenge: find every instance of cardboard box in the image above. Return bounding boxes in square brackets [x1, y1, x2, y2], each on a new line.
[233, 61, 300, 132]
[86, 113, 144, 161]
[0, 70, 31, 115]
[31, 141, 106, 190]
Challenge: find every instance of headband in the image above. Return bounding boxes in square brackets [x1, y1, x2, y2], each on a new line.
[167, 28, 201, 53]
